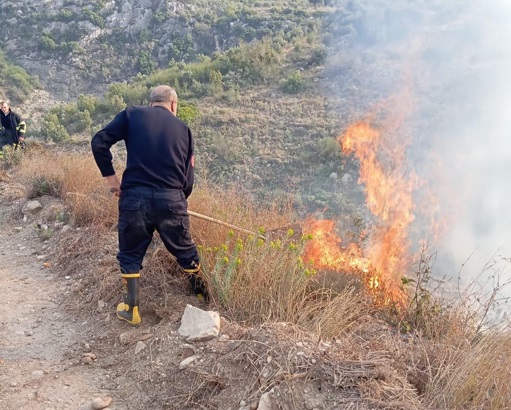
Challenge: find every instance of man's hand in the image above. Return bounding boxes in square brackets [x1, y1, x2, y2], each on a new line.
[18, 136, 25, 142]
[105, 174, 121, 197]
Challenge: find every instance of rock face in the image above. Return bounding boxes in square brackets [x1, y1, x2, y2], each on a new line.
[0, 0, 280, 100]
[2, 0, 186, 98]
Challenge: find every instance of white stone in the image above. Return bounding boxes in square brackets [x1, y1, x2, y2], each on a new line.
[22, 201, 43, 215]
[134, 341, 146, 354]
[31, 370, 44, 378]
[258, 392, 278, 410]
[91, 396, 112, 410]
[178, 355, 198, 370]
[178, 304, 220, 342]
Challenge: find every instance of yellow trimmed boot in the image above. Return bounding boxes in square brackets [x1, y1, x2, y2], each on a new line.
[116, 273, 141, 325]
[183, 262, 209, 302]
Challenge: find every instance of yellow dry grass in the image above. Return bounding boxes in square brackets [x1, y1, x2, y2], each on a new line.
[15, 147, 119, 226]
[425, 332, 511, 409]
[9, 146, 511, 409]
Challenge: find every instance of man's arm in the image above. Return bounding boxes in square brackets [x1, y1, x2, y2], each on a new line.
[14, 113, 26, 141]
[183, 128, 195, 199]
[91, 110, 128, 192]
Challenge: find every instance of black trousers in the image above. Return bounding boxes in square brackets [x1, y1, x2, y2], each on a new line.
[117, 187, 200, 274]
[0, 129, 16, 149]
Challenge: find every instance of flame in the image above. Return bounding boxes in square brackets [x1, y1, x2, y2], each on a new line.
[303, 219, 370, 273]
[342, 121, 416, 289]
[303, 218, 388, 301]
[303, 116, 418, 304]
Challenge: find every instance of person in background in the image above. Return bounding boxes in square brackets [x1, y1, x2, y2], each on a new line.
[90, 85, 207, 325]
[0, 101, 26, 158]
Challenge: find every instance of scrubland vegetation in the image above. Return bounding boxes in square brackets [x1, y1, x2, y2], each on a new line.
[1, 0, 510, 407]
[2, 144, 510, 409]
[0, 50, 40, 103]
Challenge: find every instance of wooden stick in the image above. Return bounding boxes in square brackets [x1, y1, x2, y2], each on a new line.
[188, 210, 266, 240]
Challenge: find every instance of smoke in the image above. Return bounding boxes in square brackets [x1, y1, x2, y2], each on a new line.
[413, 0, 511, 293]
[327, 0, 511, 296]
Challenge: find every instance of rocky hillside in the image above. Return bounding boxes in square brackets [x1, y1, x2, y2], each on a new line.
[1, 0, 328, 99]
[3, 0, 509, 279]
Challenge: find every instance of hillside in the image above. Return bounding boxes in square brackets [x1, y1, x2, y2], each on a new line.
[1, 0, 511, 409]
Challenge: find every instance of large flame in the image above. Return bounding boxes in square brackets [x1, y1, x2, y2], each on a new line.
[304, 117, 418, 303]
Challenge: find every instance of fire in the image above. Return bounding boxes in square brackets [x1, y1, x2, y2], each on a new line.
[304, 118, 418, 304]
[302, 219, 370, 273]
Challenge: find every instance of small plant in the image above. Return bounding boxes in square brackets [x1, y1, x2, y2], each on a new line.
[200, 229, 318, 324]
[177, 102, 199, 127]
[0, 144, 23, 168]
[397, 250, 446, 337]
[282, 70, 305, 94]
[56, 210, 70, 224]
[29, 177, 60, 198]
[34, 223, 54, 241]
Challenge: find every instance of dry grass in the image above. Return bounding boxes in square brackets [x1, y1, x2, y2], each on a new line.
[14, 145, 119, 226]
[8, 148, 511, 409]
[188, 179, 296, 244]
[424, 332, 511, 409]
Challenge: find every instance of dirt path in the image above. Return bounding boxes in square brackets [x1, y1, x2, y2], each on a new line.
[0, 208, 126, 410]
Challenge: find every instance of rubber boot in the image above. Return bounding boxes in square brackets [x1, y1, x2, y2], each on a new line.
[183, 262, 209, 302]
[116, 273, 141, 325]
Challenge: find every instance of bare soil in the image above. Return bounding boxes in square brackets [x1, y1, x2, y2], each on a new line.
[0, 202, 128, 410]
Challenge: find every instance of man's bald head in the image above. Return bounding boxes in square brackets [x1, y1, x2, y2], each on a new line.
[150, 86, 177, 107]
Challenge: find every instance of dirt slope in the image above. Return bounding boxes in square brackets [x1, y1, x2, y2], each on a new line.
[0, 204, 128, 410]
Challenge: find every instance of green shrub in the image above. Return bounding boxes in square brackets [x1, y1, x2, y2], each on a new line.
[177, 102, 199, 127]
[107, 82, 148, 106]
[83, 9, 105, 28]
[309, 46, 328, 66]
[40, 34, 57, 51]
[315, 137, 341, 159]
[137, 51, 157, 75]
[208, 69, 223, 93]
[77, 94, 98, 114]
[0, 145, 23, 168]
[106, 95, 126, 114]
[282, 70, 305, 93]
[40, 113, 70, 143]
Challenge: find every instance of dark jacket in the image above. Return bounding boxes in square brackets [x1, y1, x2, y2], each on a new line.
[0, 109, 26, 142]
[91, 105, 195, 198]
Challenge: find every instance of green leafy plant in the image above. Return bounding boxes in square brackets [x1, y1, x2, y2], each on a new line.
[40, 113, 70, 143]
[282, 70, 305, 94]
[0, 144, 23, 167]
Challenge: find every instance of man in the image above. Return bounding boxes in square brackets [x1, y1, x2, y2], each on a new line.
[91, 85, 206, 325]
[0, 101, 26, 157]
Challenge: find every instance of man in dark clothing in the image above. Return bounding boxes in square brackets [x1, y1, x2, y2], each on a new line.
[0, 101, 26, 158]
[91, 85, 206, 325]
